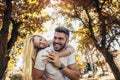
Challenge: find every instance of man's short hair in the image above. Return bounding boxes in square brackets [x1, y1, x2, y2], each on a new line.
[55, 27, 69, 39]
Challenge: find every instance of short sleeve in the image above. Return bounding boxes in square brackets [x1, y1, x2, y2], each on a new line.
[34, 50, 47, 70]
[66, 44, 75, 53]
[68, 53, 76, 65]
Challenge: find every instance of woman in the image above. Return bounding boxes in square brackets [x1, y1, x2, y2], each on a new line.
[23, 35, 75, 80]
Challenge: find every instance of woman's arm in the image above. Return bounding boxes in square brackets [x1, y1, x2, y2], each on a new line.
[48, 40, 75, 57]
[57, 44, 75, 57]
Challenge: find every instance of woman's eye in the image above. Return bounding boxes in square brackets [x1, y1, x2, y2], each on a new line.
[39, 42, 41, 45]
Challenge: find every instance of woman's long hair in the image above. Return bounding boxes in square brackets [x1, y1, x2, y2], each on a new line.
[23, 35, 41, 80]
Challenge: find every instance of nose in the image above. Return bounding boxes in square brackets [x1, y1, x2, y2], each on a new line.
[41, 40, 45, 44]
[41, 39, 47, 45]
[54, 38, 59, 43]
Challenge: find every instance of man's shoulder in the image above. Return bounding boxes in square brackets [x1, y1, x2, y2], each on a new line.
[38, 46, 53, 55]
[67, 52, 75, 57]
[67, 53, 75, 59]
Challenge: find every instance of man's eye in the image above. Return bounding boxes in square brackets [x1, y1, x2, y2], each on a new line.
[39, 38, 42, 41]
[59, 38, 63, 40]
[54, 37, 57, 39]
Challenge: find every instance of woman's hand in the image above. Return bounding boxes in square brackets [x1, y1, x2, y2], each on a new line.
[42, 50, 61, 68]
[46, 78, 53, 80]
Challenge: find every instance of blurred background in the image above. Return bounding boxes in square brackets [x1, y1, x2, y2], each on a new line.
[0, 0, 120, 80]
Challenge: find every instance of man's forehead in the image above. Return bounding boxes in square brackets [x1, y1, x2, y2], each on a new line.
[54, 32, 66, 36]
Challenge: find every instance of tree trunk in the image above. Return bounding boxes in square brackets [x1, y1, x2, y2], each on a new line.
[101, 49, 120, 80]
[0, 55, 10, 79]
[0, 0, 12, 79]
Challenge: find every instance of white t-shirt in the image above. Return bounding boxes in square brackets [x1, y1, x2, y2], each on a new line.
[34, 45, 76, 80]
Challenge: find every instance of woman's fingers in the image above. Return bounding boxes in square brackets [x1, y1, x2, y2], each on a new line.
[42, 54, 55, 63]
[47, 50, 54, 53]
[49, 53, 55, 56]
[42, 50, 57, 63]
[42, 54, 54, 59]
[47, 50, 55, 56]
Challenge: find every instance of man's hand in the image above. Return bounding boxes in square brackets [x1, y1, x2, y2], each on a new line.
[42, 52, 80, 80]
[43, 52, 61, 68]
[48, 53, 61, 68]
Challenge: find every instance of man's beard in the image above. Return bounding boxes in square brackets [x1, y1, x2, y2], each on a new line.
[53, 42, 66, 51]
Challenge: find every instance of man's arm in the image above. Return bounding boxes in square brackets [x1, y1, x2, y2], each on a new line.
[32, 68, 45, 80]
[46, 53, 80, 80]
[57, 44, 75, 57]
[60, 64, 80, 80]
[33, 68, 53, 80]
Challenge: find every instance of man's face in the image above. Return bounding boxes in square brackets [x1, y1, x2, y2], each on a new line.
[33, 36, 49, 49]
[53, 32, 68, 51]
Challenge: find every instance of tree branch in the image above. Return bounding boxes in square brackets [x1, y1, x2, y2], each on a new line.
[84, 9, 101, 50]
[112, 20, 120, 26]
[100, 0, 107, 10]
[94, 0, 106, 48]
[107, 32, 120, 50]
[94, 0, 101, 12]
[7, 17, 22, 51]
[73, 2, 88, 28]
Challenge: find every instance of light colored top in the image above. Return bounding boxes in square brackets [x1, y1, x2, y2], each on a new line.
[34, 45, 76, 80]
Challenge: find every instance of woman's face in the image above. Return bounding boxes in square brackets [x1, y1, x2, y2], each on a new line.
[33, 36, 49, 49]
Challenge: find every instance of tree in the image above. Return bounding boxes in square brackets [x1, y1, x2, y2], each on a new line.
[0, 0, 50, 79]
[57, 0, 120, 79]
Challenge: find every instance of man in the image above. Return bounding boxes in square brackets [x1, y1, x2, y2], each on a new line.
[33, 27, 80, 80]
